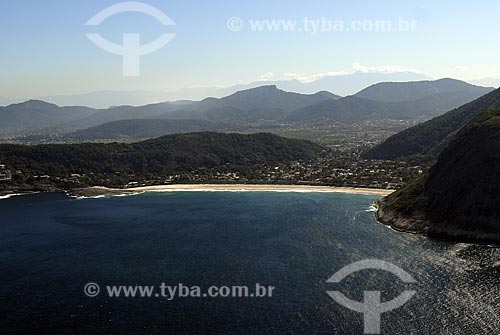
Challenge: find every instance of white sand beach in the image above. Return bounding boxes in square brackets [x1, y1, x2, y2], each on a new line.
[121, 184, 395, 196]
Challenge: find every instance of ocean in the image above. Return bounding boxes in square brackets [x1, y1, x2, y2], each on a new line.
[1, 191, 499, 334]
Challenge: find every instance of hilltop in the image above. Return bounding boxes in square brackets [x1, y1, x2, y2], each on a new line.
[364, 87, 500, 161]
[377, 108, 500, 243]
[0, 132, 324, 190]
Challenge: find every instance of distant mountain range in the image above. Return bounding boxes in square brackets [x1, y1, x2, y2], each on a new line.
[286, 96, 406, 122]
[287, 79, 493, 122]
[0, 100, 96, 130]
[377, 107, 500, 244]
[219, 71, 431, 98]
[364, 86, 500, 161]
[0, 79, 493, 142]
[354, 78, 490, 103]
[1, 71, 431, 108]
[54, 86, 339, 130]
[65, 119, 231, 141]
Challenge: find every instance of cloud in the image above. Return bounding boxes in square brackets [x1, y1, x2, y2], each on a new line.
[351, 62, 419, 74]
[258, 72, 275, 81]
[279, 63, 423, 83]
[283, 71, 349, 83]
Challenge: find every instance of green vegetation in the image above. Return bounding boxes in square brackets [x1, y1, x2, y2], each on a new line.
[382, 173, 428, 214]
[0, 132, 324, 189]
[379, 108, 500, 243]
[364, 87, 500, 161]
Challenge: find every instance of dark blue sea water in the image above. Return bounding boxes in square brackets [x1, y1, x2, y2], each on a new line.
[1, 191, 499, 334]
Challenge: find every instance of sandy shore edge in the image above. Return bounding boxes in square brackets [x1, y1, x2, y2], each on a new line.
[71, 184, 395, 198]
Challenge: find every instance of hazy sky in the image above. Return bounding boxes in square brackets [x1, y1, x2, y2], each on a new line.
[1, 0, 500, 98]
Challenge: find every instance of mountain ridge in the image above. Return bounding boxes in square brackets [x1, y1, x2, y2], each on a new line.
[64, 119, 231, 141]
[377, 108, 500, 243]
[0, 79, 493, 134]
[354, 78, 493, 103]
[0, 132, 324, 188]
[2, 71, 430, 108]
[287, 79, 493, 123]
[364, 87, 500, 161]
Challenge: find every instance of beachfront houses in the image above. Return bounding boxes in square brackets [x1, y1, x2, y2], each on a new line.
[0, 164, 12, 181]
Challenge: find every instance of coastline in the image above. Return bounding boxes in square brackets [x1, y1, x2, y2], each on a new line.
[0, 193, 24, 200]
[375, 199, 430, 235]
[70, 184, 395, 198]
[375, 199, 500, 246]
